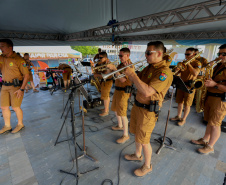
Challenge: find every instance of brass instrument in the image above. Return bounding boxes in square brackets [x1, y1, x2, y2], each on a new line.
[173, 51, 203, 76]
[90, 76, 101, 92]
[102, 61, 142, 81]
[92, 60, 119, 71]
[196, 59, 222, 113]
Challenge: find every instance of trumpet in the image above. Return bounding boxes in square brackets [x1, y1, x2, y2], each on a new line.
[102, 61, 142, 81]
[173, 51, 203, 76]
[92, 60, 119, 71]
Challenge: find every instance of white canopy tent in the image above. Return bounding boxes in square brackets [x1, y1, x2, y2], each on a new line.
[0, 0, 225, 46]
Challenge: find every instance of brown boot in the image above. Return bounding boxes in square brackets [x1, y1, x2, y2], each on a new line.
[170, 116, 182, 121]
[124, 154, 143, 161]
[198, 144, 214, 155]
[33, 89, 39, 93]
[191, 138, 208, 146]
[134, 164, 152, 177]
[111, 126, 124, 131]
[116, 135, 130, 144]
[11, 125, 25, 134]
[178, 119, 186, 126]
[99, 112, 109, 117]
[0, 126, 12, 134]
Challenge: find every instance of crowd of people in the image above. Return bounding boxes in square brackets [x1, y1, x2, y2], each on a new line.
[0, 38, 225, 178]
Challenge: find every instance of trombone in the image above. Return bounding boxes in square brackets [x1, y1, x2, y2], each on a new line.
[102, 61, 142, 81]
[173, 51, 203, 76]
[92, 60, 119, 71]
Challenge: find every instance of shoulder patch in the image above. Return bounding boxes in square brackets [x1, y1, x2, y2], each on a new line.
[159, 71, 168, 81]
[21, 61, 27, 67]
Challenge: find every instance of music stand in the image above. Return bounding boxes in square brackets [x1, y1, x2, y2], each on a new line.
[54, 77, 92, 146]
[156, 75, 191, 154]
[57, 83, 98, 181]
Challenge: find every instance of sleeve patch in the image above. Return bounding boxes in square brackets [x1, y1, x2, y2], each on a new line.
[21, 62, 27, 67]
[159, 72, 168, 81]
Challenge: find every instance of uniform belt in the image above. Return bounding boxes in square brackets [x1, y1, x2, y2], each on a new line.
[115, 86, 132, 93]
[134, 99, 159, 113]
[207, 91, 225, 98]
[135, 99, 151, 109]
[2, 80, 23, 86]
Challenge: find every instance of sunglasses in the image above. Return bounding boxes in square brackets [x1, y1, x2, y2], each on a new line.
[217, 52, 226, 57]
[145, 50, 156, 56]
[99, 57, 104, 59]
[185, 53, 192, 56]
[118, 55, 124, 58]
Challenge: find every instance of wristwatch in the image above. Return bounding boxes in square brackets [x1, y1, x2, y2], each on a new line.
[214, 85, 218, 89]
[20, 89, 24, 91]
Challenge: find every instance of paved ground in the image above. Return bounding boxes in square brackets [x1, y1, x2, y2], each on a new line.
[0, 68, 226, 185]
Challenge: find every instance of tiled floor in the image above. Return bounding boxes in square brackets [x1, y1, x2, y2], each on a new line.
[0, 68, 225, 185]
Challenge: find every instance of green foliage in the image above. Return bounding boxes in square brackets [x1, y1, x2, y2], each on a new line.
[71, 46, 98, 57]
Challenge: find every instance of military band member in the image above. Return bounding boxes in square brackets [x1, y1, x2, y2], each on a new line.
[107, 48, 133, 144]
[0, 39, 30, 134]
[170, 48, 201, 126]
[23, 53, 39, 93]
[58, 63, 72, 89]
[191, 44, 226, 154]
[93, 52, 113, 116]
[123, 41, 173, 177]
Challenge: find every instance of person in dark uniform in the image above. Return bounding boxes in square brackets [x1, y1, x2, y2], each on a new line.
[191, 44, 226, 154]
[0, 39, 29, 134]
[123, 41, 173, 177]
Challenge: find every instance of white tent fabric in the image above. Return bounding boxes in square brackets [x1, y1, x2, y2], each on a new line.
[14, 46, 81, 54]
[0, 0, 225, 46]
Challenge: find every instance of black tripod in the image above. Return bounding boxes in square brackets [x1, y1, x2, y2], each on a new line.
[57, 84, 98, 180]
[58, 85, 80, 179]
[156, 76, 191, 154]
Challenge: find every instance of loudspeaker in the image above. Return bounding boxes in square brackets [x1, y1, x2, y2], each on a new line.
[83, 97, 103, 109]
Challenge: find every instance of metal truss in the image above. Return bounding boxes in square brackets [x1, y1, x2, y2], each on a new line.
[1, 0, 226, 43]
[115, 31, 226, 42]
[0, 31, 64, 41]
[66, 0, 226, 41]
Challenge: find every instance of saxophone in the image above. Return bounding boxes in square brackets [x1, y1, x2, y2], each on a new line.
[196, 59, 222, 113]
[90, 76, 101, 92]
